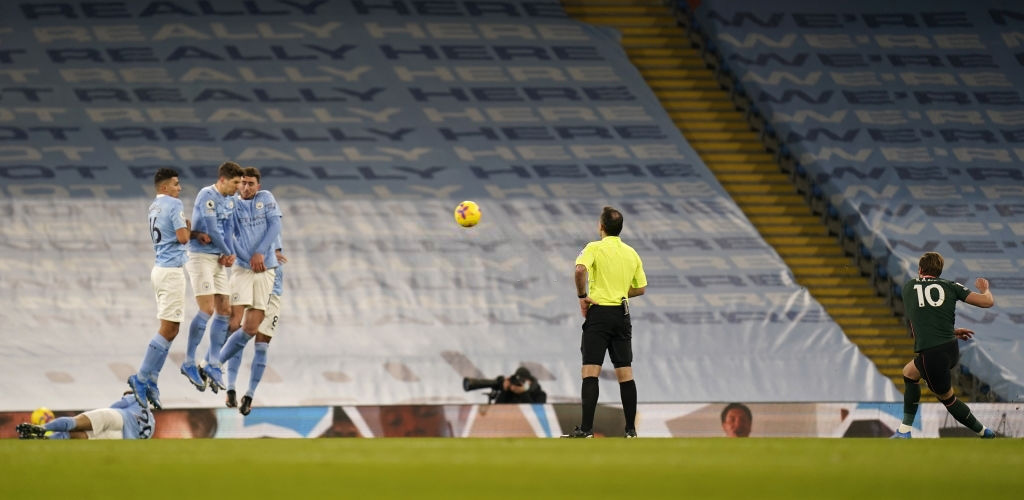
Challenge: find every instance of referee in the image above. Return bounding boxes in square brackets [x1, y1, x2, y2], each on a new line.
[563, 206, 647, 438]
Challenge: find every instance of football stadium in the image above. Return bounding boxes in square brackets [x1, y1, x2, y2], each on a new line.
[1, 0, 1022, 497]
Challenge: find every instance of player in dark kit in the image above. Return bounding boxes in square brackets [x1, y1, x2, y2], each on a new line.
[892, 252, 996, 439]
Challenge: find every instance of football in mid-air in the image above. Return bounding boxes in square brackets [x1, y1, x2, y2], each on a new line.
[454, 201, 481, 227]
[31, 407, 55, 426]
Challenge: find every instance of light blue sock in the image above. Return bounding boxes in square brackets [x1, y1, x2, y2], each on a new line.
[185, 310, 210, 364]
[226, 345, 244, 391]
[219, 328, 252, 365]
[206, 314, 229, 367]
[44, 416, 76, 432]
[247, 342, 269, 398]
[139, 334, 171, 383]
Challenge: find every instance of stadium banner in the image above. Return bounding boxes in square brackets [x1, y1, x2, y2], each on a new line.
[0, 0, 898, 411]
[693, 0, 1024, 402]
[0, 197, 898, 409]
[2, 402, 1022, 438]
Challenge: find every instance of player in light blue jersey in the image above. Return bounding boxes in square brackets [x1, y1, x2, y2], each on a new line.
[202, 167, 282, 394]
[181, 161, 243, 393]
[127, 168, 190, 410]
[16, 392, 155, 440]
[225, 237, 286, 415]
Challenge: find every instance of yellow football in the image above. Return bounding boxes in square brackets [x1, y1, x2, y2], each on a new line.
[31, 407, 55, 426]
[454, 201, 481, 227]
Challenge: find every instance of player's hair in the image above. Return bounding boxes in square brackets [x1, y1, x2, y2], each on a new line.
[242, 166, 261, 183]
[919, 252, 944, 277]
[218, 161, 243, 180]
[153, 167, 179, 188]
[189, 409, 218, 438]
[720, 403, 752, 423]
[601, 206, 623, 236]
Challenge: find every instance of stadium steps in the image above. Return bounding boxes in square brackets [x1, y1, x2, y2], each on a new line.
[560, 0, 921, 397]
[648, 78, 721, 90]
[672, 113, 750, 131]
[763, 235, 840, 247]
[816, 295, 886, 306]
[640, 54, 706, 68]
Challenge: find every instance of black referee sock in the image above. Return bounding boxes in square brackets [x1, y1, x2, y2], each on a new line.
[620, 379, 637, 431]
[581, 376, 599, 432]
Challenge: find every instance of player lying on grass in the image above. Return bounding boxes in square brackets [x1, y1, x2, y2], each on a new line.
[16, 391, 154, 440]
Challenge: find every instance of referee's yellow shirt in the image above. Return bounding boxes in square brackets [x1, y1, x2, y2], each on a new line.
[575, 236, 647, 306]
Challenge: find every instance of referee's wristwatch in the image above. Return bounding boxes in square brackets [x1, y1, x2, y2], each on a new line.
[578, 293, 588, 298]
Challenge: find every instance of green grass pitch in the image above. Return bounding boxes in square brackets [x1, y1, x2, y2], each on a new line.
[2, 438, 1021, 499]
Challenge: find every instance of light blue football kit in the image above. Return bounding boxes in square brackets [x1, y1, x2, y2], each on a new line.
[185, 185, 238, 377]
[43, 394, 154, 439]
[226, 234, 285, 404]
[217, 192, 283, 411]
[131, 192, 188, 409]
[188, 185, 235, 256]
[110, 393, 155, 439]
[233, 190, 283, 270]
[149, 195, 187, 268]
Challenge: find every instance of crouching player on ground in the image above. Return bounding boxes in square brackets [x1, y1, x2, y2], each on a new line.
[16, 392, 154, 440]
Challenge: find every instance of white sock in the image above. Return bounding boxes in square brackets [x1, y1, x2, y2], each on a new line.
[977, 426, 988, 436]
[897, 424, 912, 433]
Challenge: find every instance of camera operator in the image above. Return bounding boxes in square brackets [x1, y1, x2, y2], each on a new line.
[463, 367, 546, 404]
[494, 367, 546, 404]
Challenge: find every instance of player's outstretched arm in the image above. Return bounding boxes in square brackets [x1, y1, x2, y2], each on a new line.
[954, 328, 975, 340]
[965, 278, 994, 308]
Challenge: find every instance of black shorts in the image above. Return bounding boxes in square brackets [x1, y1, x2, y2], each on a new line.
[913, 340, 960, 395]
[580, 304, 632, 368]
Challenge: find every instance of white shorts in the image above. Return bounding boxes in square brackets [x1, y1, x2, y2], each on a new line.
[186, 252, 230, 297]
[230, 266, 275, 311]
[82, 408, 124, 440]
[151, 266, 186, 323]
[258, 294, 282, 337]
